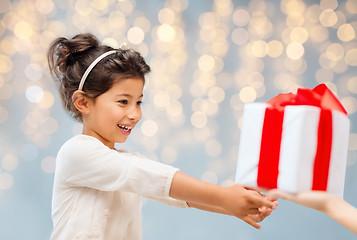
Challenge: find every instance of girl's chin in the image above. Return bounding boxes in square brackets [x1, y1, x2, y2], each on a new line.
[115, 137, 128, 144]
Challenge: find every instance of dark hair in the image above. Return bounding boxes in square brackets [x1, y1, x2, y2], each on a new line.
[47, 33, 150, 121]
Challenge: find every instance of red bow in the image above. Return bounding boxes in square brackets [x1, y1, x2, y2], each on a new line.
[266, 84, 347, 115]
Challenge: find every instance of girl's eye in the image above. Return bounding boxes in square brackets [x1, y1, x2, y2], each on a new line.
[136, 101, 143, 106]
[118, 100, 128, 105]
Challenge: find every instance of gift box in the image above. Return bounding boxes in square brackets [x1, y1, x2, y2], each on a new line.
[235, 84, 350, 197]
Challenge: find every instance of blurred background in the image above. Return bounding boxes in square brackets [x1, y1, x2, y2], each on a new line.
[0, 0, 356, 239]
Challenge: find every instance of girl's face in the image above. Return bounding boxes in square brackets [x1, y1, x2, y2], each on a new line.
[83, 77, 144, 149]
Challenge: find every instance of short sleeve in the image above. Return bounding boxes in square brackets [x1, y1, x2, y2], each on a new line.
[56, 135, 179, 200]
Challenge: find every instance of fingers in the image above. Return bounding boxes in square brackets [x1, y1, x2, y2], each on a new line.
[251, 193, 275, 209]
[249, 190, 279, 210]
[247, 208, 260, 215]
[267, 189, 293, 201]
[267, 189, 334, 212]
[248, 209, 272, 223]
[245, 187, 279, 207]
[228, 185, 278, 229]
[247, 205, 274, 219]
[236, 189, 279, 230]
[248, 213, 266, 223]
[258, 206, 272, 216]
[270, 199, 279, 209]
[239, 189, 277, 214]
[248, 213, 263, 223]
[241, 216, 262, 230]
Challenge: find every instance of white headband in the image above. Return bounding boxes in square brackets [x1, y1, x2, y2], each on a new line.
[78, 50, 117, 91]
[78, 42, 128, 91]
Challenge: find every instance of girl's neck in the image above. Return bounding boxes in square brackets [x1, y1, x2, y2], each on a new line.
[82, 128, 115, 149]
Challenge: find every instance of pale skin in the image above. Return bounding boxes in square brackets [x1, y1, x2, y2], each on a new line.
[268, 189, 357, 234]
[72, 77, 277, 229]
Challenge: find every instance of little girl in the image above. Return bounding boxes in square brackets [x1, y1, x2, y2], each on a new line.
[47, 33, 277, 240]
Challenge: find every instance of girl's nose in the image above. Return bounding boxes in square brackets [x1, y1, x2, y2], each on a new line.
[127, 107, 141, 121]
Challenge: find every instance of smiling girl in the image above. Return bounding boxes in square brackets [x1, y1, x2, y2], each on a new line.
[47, 33, 276, 240]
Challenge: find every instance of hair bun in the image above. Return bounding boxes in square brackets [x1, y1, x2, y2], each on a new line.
[49, 33, 100, 77]
[63, 33, 99, 54]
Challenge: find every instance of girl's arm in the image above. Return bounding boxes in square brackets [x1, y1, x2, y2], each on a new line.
[268, 190, 357, 234]
[170, 171, 276, 229]
[187, 202, 230, 215]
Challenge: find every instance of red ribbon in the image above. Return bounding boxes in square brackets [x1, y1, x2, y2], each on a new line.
[257, 84, 347, 190]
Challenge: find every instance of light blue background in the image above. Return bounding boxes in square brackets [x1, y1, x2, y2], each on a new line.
[0, 0, 356, 239]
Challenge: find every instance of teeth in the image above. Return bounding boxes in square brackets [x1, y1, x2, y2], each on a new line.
[118, 124, 132, 131]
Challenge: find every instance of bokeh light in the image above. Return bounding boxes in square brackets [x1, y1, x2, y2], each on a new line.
[319, 9, 338, 27]
[346, 0, 357, 14]
[232, 8, 250, 26]
[141, 120, 158, 137]
[290, 27, 309, 43]
[337, 23, 356, 42]
[286, 42, 304, 60]
[156, 24, 176, 42]
[341, 97, 357, 114]
[26, 85, 44, 103]
[1, 154, 18, 172]
[198, 55, 215, 72]
[349, 133, 357, 151]
[239, 86, 257, 103]
[41, 156, 56, 174]
[0, 55, 13, 73]
[309, 24, 329, 42]
[326, 43, 344, 61]
[231, 28, 249, 45]
[127, 26, 145, 44]
[345, 48, 357, 66]
[191, 111, 207, 128]
[0, 0, 356, 239]
[320, 0, 338, 10]
[347, 76, 357, 93]
[201, 170, 218, 184]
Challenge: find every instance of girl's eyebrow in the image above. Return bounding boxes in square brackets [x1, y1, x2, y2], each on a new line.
[115, 93, 144, 98]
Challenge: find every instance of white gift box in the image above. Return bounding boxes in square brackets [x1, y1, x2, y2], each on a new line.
[235, 103, 350, 197]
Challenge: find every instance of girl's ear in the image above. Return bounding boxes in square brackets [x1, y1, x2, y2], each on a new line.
[72, 90, 90, 115]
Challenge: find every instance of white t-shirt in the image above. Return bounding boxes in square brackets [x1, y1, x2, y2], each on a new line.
[50, 134, 188, 240]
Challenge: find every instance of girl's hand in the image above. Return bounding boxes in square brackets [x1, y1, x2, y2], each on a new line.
[247, 191, 278, 223]
[222, 185, 277, 229]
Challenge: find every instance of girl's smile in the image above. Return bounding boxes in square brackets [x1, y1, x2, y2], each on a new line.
[117, 124, 134, 135]
[117, 124, 133, 131]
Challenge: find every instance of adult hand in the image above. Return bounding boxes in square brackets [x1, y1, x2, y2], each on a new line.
[267, 189, 332, 212]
